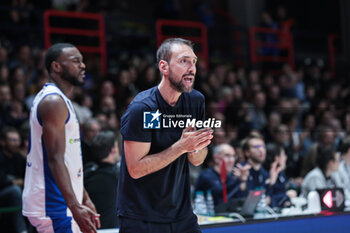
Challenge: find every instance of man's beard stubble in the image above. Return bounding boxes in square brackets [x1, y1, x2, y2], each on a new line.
[168, 70, 194, 93]
[61, 69, 85, 87]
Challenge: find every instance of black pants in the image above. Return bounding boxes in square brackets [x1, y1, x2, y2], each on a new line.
[119, 214, 201, 233]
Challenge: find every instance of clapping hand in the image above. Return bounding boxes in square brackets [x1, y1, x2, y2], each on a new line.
[233, 163, 251, 182]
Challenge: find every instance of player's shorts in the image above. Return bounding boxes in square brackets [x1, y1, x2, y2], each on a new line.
[119, 213, 201, 233]
[28, 215, 80, 233]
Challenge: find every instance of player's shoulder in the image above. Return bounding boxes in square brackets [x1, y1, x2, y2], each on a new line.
[39, 93, 66, 110]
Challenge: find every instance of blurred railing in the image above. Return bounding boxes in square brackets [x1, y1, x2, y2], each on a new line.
[249, 26, 294, 69]
[0, 6, 343, 76]
[44, 10, 107, 76]
[328, 34, 339, 76]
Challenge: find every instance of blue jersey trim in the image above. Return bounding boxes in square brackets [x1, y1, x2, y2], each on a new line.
[42, 136, 68, 216]
[51, 216, 73, 233]
[27, 130, 31, 154]
[65, 101, 72, 124]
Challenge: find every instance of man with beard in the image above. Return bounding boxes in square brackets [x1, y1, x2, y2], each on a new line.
[241, 134, 281, 206]
[22, 43, 100, 233]
[117, 38, 213, 233]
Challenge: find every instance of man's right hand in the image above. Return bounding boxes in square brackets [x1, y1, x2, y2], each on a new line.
[177, 126, 213, 153]
[70, 204, 99, 233]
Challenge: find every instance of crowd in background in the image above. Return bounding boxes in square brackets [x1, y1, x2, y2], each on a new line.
[1, 1, 350, 232]
[2, 39, 350, 230]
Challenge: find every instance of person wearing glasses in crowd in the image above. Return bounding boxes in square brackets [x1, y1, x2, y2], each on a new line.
[195, 143, 251, 206]
[241, 133, 281, 205]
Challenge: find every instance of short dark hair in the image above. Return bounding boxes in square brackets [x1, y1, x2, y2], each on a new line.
[44, 43, 75, 73]
[90, 131, 115, 162]
[316, 145, 336, 172]
[0, 126, 18, 140]
[156, 38, 193, 64]
[264, 143, 282, 170]
[241, 134, 264, 152]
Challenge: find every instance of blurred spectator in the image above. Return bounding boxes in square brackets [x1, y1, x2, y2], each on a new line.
[315, 125, 336, 148]
[10, 81, 26, 104]
[248, 91, 267, 131]
[0, 65, 9, 83]
[99, 80, 115, 99]
[51, 0, 79, 11]
[84, 131, 120, 228]
[72, 88, 93, 125]
[0, 83, 12, 128]
[217, 86, 233, 114]
[95, 111, 109, 130]
[344, 112, 350, 137]
[10, 0, 35, 25]
[261, 72, 274, 91]
[213, 64, 228, 86]
[302, 85, 317, 112]
[115, 69, 138, 110]
[24, 69, 49, 109]
[0, 170, 27, 233]
[275, 5, 294, 32]
[136, 65, 159, 91]
[301, 145, 341, 197]
[241, 134, 281, 206]
[81, 118, 101, 164]
[211, 128, 228, 146]
[262, 111, 281, 143]
[0, 126, 25, 188]
[9, 45, 35, 85]
[7, 100, 28, 129]
[300, 143, 319, 178]
[277, 98, 294, 122]
[96, 96, 119, 131]
[0, 47, 9, 82]
[9, 82, 29, 128]
[223, 70, 238, 88]
[197, 1, 214, 28]
[200, 72, 221, 101]
[195, 144, 250, 206]
[0, 47, 8, 66]
[330, 117, 345, 149]
[297, 113, 316, 158]
[271, 124, 299, 178]
[333, 137, 350, 201]
[9, 66, 26, 87]
[264, 144, 297, 208]
[100, 95, 117, 114]
[304, 64, 322, 89]
[244, 70, 261, 100]
[225, 84, 244, 127]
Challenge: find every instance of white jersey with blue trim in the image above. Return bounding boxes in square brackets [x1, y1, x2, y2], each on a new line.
[23, 83, 83, 217]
